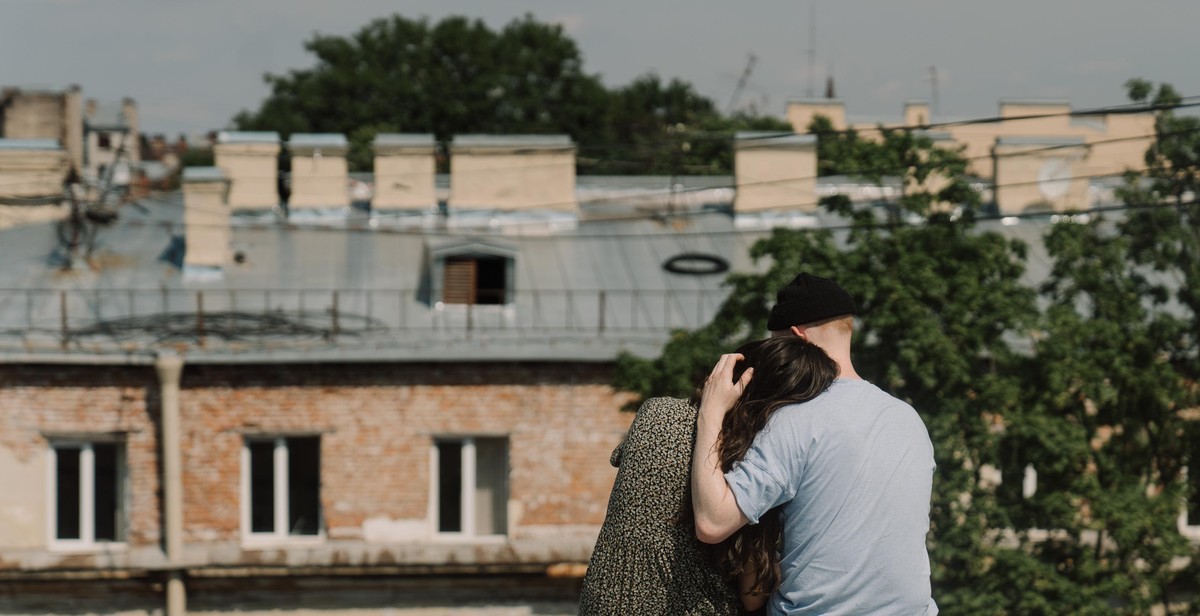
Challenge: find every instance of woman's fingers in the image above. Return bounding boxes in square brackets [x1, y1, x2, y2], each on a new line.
[737, 366, 754, 391]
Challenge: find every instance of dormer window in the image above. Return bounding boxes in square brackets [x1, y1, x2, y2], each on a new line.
[426, 238, 516, 307]
[444, 256, 508, 305]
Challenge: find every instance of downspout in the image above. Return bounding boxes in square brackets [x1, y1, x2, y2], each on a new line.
[155, 351, 185, 616]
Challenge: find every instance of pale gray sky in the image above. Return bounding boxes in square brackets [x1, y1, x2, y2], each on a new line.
[2, 0, 1196, 135]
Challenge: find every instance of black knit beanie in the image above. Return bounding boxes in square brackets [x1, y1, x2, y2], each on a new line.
[766, 273, 857, 330]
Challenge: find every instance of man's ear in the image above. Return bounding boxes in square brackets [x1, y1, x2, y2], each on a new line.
[790, 325, 808, 340]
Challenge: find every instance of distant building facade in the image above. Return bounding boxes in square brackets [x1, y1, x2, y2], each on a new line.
[787, 97, 1156, 214]
[83, 97, 140, 187]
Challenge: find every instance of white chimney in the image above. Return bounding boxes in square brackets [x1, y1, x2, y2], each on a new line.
[372, 133, 436, 210]
[288, 133, 349, 209]
[181, 166, 231, 270]
[214, 131, 279, 208]
[734, 132, 818, 213]
[449, 135, 576, 212]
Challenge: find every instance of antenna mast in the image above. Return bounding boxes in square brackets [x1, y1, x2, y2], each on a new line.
[806, 1, 817, 98]
[929, 65, 940, 116]
[725, 53, 758, 114]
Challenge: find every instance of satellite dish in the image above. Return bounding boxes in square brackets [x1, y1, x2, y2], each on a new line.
[1038, 157, 1072, 200]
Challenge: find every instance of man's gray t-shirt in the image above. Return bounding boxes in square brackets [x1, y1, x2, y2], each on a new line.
[724, 379, 937, 615]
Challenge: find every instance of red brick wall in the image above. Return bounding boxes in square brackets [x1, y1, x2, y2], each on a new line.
[178, 363, 635, 541]
[0, 362, 635, 551]
[0, 365, 162, 547]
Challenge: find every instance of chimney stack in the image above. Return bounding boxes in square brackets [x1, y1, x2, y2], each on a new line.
[372, 133, 436, 210]
[181, 167, 231, 271]
[448, 135, 576, 212]
[287, 133, 349, 209]
[213, 131, 279, 208]
[733, 132, 818, 213]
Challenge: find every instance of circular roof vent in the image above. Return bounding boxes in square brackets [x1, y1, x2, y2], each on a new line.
[663, 253, 729, 276]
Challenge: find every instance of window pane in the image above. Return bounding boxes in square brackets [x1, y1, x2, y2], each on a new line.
[476, 258, 507, 305]
[287, 437, 321, 536]
[474, 438, 508, 535]
[249, 441, 276, 533]
[437, 442, 463, 532]
[55, 448, 81, 540]
[93, 444, 121, 541]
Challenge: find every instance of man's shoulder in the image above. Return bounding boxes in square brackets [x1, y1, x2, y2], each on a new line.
[825, 379, 918, 412]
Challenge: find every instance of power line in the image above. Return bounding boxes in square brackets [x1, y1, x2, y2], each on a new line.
[106, 167, 1187, 240]
[165, 124, 1200, 218]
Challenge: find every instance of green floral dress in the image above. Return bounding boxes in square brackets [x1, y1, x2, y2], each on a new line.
[579, 397, 742, 616]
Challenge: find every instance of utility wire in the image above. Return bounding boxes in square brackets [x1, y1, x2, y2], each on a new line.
[166, 125, 1199, 220]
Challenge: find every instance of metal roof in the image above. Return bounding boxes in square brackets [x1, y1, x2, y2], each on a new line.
[0, 185, 1171, 365]
[0, 192, 768, 362]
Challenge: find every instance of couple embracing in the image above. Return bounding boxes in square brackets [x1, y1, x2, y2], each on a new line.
[580, 273, 937, 615]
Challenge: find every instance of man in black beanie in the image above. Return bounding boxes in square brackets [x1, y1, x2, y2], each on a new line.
[765, 273, 860, 380]
[691, 273, 938, 615]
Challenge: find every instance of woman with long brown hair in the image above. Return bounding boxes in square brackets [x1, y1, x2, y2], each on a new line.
[579, 336, 838, 615]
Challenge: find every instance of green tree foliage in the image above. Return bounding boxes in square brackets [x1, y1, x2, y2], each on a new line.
[616, 82, 1200, 612]
[235, 14, 609, 170]
[588, 75, 792, 175]
[233, 14, 789, 172]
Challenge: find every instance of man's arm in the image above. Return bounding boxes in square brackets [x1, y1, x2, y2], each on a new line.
[692, 353, 751, 544]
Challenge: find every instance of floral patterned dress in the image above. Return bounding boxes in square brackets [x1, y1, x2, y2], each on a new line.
[579, 397, 742, 616]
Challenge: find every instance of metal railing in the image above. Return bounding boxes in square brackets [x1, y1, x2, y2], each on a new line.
[0, 287, 730, 352]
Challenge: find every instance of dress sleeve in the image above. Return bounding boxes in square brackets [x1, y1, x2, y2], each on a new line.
[609, 439, 624, 468]
[723, 418, 803, 525]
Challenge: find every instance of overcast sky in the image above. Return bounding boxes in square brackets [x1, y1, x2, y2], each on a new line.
[2, 0, 1196, 135]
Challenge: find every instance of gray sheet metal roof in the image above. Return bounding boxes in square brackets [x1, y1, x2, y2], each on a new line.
[0, 192, 769, 363]
[0, 188, 1158, 366]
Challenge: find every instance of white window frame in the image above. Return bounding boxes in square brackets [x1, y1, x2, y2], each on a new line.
[240, 437, 324, 546]
[430, 436, 508, 541]
[46, 440, 128, 551]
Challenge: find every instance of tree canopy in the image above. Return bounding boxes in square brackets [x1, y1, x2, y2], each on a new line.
[233, 14, 791, 172]
[616, 81, 1200, 613]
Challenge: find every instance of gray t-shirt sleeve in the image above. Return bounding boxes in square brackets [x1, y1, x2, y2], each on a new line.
[723, 418, 803, 524]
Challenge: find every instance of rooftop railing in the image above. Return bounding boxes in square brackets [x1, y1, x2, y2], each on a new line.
[0, 287, 729, 354]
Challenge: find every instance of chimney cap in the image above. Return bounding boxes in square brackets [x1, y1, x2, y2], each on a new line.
[451, 134, 573, 151]
[373, 133, 435, 148]
[289, 133, 348, 148]
[995, 135, 1086, 148]
[0, 138, 62, 151]
[217, 131, 280, 144]
[734, 132, 816, 150]
[182, 166, 229, 183]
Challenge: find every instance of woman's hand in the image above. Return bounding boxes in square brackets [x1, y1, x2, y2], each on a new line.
[698, 353, 752, 421]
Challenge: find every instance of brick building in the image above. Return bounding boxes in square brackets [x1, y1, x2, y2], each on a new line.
[0, 138, 781, 615]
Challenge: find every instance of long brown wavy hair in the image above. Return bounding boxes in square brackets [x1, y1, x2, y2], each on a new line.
[706, 336, 839, 594]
